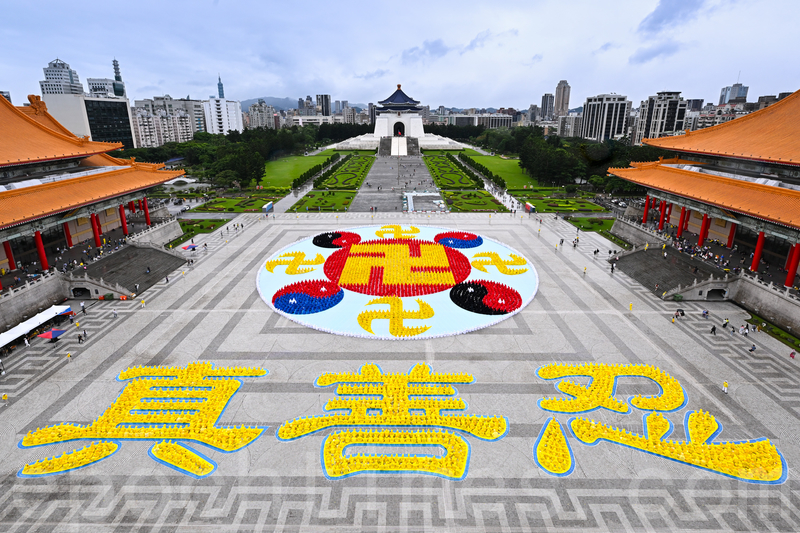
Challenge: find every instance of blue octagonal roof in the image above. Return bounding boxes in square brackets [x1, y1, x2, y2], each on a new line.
[378, 85, 420, 106]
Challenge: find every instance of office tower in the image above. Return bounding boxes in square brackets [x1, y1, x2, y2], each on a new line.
[368, 103, 376, 125]
[633, 91, 687, 145]
[685, 99, 704, 112]
[719, 83, 748, 105]
[541, 93, 554, 121]
[341, 100, 349, 110]
[528, 104, 540, 123]
[580, 93, 632, 142]
[218, 76, 225, 99]
[554, 80, 570, 118]
[39, 59, 84, 95]
[316, 94, 331, 116]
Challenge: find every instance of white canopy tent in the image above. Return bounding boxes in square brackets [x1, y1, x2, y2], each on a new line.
[0, 305, 72, 349]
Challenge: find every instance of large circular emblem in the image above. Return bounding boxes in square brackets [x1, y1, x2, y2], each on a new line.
[257, 225, 538, 339]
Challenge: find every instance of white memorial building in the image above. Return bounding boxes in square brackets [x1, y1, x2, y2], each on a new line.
[336, 85, 462, 155]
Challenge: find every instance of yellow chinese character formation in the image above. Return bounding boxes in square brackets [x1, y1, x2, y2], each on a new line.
[375, 225, 419, 239]
[534, 418, 574, 476]
[19, 362, 267, 479]
[277, 363, 507, 480]
[265, 251, 325, 274]
[537, 363, 686, 414]
[570, 410, 786, 484]
[471, 252, 528, 275]
[357, 296, 434, 337]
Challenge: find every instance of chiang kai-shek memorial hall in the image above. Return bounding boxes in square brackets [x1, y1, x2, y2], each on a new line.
[610, 89, 800, 288]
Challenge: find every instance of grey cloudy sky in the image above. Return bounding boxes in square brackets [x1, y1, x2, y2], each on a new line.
[2, 0, 798, 109]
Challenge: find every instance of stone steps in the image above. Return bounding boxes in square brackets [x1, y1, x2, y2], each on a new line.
[83, 245, 186, 294]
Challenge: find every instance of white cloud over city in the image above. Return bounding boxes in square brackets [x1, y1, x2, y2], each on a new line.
[1, 0, 797, 109]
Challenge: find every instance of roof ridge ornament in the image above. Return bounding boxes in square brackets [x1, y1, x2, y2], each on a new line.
[27, 95, 47, 115]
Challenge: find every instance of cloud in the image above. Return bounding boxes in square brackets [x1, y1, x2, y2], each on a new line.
[628, 40, 684, 64]
[528, 54, 544, 65]
[594, 42, 618, 54]
[463, 30, 492, 53]
[137, 85, 161, 93]
[401, 39, 452, 64]
[637, 0, 706, 34]
[355, 69, 389, 80]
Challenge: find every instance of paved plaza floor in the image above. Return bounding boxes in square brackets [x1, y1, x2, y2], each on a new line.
[0, 213, 798, 532]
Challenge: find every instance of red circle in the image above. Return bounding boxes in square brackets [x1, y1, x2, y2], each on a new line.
[323, 239, 471, 296]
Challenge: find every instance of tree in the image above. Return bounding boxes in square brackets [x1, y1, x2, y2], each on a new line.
[215, 170, 239, 188]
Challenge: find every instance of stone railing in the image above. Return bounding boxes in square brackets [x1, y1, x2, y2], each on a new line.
[0, 270, 62, 302]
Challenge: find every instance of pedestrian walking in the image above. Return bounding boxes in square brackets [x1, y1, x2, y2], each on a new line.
[77, 334, 83, 344]
[83, 329, 87, 340]
[165, 276, 169, 284]
[711, 325, 717, 335]
[722, 381, 728, 394]
[791, 351, 796, 360]
[24, 337, 29, 347]
[112, 309, 118, 319]
[141, 299, 146, 308]
[722, 318, 729, 328]
[81, 301, 86, 315]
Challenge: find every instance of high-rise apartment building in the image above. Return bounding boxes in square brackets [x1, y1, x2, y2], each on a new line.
[554, 80, 570, 118]
[334, 100, 341, 114]
[131, 107, 193, 148]
[316, 94, 331, 116]
[686, 99, 704, 112]
[541, 93, 554, 121]
[633, 91, 688, 145]
[39, 59, 84, 95]
[248, 99, 277, 129]
[719, 83, 748, 105]
[557, 115, 583, 138]
[203, 97, 243, 134]
[580, 94, 631, 142]
[368, 103, 376, 125]
[527, 104, 540, 123]
[134, 95, 206, 134]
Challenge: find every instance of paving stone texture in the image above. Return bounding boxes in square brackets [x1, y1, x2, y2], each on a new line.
[349, 156, 437, 213]
[1, 212, 798, 533]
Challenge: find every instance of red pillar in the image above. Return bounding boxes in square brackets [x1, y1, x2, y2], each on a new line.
[684, 209, 691, 231]
[90, 214, 102, 247]
[785, 243, 800, 287]
[658, 200, 667, 231]
[143, 197, 152, 226]
[667, 203, 673, 219]
[750, 231, 765, 272]
[642, 195, 650, 223]
[128, 201, 136, 214]
[726, 223, 737, 248]
[62, 222, 73, 248]
[677, 207, 687, 238]
[34, 230, 49, 270]
[138, 199, 143, 212]
[119, 204, 129, 236]
[3, 241, 16, 271]
[698, 214, 709, 246]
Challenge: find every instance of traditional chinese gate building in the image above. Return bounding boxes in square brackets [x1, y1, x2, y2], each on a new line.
[609, 89, 800, 288]
[0, 95, 183, 288]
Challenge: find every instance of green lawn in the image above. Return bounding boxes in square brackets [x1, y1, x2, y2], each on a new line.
[424, 155, 481, 189]
[289, 190, 356, 212]
[469, 155, 534, 189]
[746, 312, 800, 350]
[442, 190, 508, 212]
[566, 216, 615, 232]
[166, 218, 230, 248]
[261, 154, 331, 188]
[513, 194, 605, 213]
[191, 196, 282, 213]
[322, 156, 375, 189]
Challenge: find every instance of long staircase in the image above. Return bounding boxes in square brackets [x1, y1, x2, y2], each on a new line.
[378, 137, 392, 157]
[406, 137, 420, 156]
[615, 247, 727, 295]
[83, 244, 186, 294]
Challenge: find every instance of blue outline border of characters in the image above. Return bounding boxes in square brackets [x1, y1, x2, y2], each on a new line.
[17, 364, 269, 478]
[567, 411, 788, 485]
[275, 363, 509, 481]
[535, 365, 689, 415]
[256, 225, 539, 340]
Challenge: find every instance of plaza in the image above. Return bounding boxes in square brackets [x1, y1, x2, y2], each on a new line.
[0, 212, 797, 532]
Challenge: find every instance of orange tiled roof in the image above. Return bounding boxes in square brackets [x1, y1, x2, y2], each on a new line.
[0, 164, 183, 229]
[0, 94, 121, 168]
[643, 89, 800, 166]
[608, 162, 800, 229]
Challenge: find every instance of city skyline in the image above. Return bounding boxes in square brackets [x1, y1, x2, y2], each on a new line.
[1, 0, 797, 110]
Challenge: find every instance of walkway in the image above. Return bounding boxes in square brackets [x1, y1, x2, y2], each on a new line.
[349, 156, 435, 212]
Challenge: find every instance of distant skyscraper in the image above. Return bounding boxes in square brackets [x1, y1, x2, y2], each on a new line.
[298, 98, 304, 110]
[39, 59, 84, 95]
[218, 76, 225, 99]
[686, 99, 704, 112]
[203, 96, 243, 134]
[368, 103, 376, 125]
[1, 91, 11, 103]
[87, 59, 127, 97]
[580, 94, 632, 142]
[554, 81, 570, 118]
[633, 91, 687, 145]
[316, 94, 331, 116]
[341, 100, 349, 110]
[335, 100, 341, 114]
[719, 83, 748, 105]
[541, 93, 554, 121]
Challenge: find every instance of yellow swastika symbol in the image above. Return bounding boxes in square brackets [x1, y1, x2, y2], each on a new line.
[375, 225, 420, 239]
[357, 296, 434, 337]
[339, 243, 454, 286]
[265, 251, 324, 275]
[471, 252, 528, 275]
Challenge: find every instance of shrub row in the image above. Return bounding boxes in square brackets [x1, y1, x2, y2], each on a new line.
[292, 153, 341, 189]
[439, 153, 482, 188]
[313, 154, 353, 188]
[457, 153, 507, 189]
